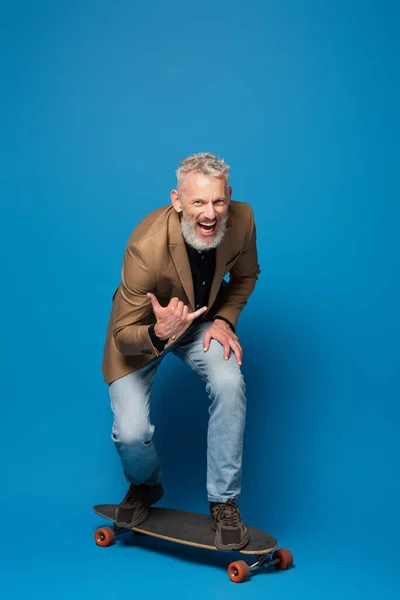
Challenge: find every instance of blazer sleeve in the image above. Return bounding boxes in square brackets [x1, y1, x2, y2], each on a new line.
[112, 243, 162, 356]
[213, 206, 261, 328]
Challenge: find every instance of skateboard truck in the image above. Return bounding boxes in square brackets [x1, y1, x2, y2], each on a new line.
[227, 549, 293, 583]
[250, 552, 282, 570]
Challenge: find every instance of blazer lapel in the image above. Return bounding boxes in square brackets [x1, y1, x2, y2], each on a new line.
[168, 210, 195, 310]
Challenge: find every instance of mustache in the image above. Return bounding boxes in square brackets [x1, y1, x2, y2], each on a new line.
[195, 215, 221, 223]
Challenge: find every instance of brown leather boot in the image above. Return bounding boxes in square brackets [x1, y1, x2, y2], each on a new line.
[210, 500, 250, 551]
[115, 482, 163, 527]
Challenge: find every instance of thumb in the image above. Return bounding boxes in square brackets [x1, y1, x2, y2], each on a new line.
[147, 292, 161, 313]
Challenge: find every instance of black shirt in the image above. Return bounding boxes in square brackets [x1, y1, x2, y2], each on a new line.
[184, 242, 216, 312]
[148, 243, 234, 352]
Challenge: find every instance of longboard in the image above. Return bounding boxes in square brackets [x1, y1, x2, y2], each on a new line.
[93, 504, 293, 582]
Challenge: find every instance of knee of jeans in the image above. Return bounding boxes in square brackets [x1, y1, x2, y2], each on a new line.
[113, 423, 154, 447]
[207, 369, 246, 399]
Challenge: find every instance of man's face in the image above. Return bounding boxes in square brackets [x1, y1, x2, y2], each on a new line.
[171, 172, 232, 250]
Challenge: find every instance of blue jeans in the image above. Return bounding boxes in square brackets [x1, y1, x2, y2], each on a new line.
[109, 320, 247, 503]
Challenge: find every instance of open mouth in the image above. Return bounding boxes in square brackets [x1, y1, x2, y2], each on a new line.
[197, 220, 217, 235]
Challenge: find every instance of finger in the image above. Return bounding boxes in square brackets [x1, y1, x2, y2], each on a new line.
[147, 292, 162, 313]
[175, 300, 185, 316]
[169, 297, 179, 311]
[230, 340, 242, 366]
[186, 306, 208, 322]
[223, 340, 231, 361]
[203, 330, 212, 352]
[230, 336, 241, 351]
[182, 305, 189, 320]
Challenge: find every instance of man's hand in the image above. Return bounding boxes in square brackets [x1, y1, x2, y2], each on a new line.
[147, 293, 207, 340]
[203, 319, 242, 366]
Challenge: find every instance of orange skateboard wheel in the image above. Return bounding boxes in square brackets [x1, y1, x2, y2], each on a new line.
[228, 560, 250, 583]
[94, 526, 115, 547]
[273, 548, 293, 570]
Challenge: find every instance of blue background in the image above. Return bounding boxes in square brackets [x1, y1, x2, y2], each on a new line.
[1, 0, 399, 598]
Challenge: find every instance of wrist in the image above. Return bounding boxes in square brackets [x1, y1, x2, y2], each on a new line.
[148, 324, 167, 352]
[154, 323, 168, 340]
[214, 318, 229, 328]
[213, 316, 235, 333]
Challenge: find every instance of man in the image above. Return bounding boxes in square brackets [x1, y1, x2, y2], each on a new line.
[101, 152, 260, 551]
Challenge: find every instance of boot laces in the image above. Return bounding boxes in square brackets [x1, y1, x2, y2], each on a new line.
[215, 501, 240, 527]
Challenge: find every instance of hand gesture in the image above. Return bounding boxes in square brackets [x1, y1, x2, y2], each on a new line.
[147, 293, 207, 340]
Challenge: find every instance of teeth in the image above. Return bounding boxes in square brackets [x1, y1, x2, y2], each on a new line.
[199, 221, 216, 226]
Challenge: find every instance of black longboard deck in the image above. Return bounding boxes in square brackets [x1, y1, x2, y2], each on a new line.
[93, 504, 278, 554]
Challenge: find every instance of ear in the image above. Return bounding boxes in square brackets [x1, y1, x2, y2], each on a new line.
[171, 189, 182, 213]
[227, 186, 232, 203]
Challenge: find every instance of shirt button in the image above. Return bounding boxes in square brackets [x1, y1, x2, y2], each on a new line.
[201, 256, 204, 260]
[171, 335, 176, 341]
[202, 281, 205, 285]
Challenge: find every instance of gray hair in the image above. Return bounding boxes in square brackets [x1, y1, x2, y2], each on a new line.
[176, 152, 230, 191]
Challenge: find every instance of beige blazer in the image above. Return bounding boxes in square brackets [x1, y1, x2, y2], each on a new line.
[101, 200, 260, 384]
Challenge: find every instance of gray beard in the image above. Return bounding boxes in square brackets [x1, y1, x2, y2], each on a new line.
[180, 212, 228, 251]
